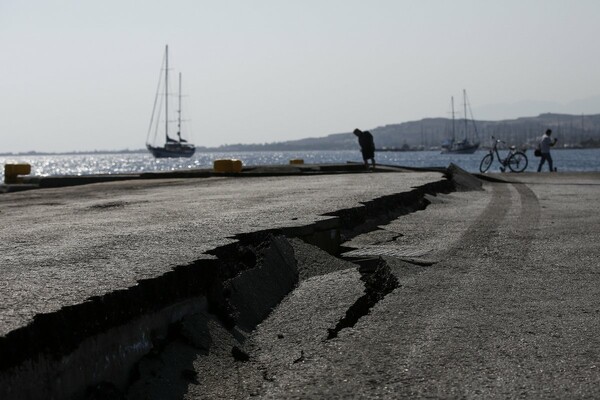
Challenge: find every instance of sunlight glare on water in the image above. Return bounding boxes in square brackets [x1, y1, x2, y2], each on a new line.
[1, 149, 599, 182]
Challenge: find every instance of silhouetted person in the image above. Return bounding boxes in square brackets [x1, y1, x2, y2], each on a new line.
[353, 128, 375, 169]
[537, 129, 558, 172]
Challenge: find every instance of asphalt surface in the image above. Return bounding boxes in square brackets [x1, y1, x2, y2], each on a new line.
[3, 170, 600, 398]
[206, 172, 600, 399]
[0, 171, 443, 337]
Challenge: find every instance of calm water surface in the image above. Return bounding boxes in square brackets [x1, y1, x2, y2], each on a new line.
[1, 149, 599, 181]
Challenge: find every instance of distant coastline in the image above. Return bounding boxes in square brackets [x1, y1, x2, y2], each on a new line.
[2, 145, 599, 158]
[0, 149, 148, 157]
[3, 112, 600, 155]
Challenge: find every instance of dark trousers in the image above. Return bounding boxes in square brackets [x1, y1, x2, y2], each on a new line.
[537, 153, 553, 172]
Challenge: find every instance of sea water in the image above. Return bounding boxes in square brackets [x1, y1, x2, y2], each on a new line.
[1, 149, 599, 182]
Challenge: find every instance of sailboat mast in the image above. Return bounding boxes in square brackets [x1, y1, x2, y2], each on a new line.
[165, 45, 169, 142]
[451, 96, 455, 141]
[178, 72, 182, 140]
[463, 89, 468, 140]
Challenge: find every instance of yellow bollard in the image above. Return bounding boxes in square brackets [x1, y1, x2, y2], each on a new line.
[213, 159, 243, 173]
[4, 163, 31, 184]
[289, 159, 304, 165]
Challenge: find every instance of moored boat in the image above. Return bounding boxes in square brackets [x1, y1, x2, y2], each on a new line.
[146, 45, 195, 158]
[441, 90, 480, 154]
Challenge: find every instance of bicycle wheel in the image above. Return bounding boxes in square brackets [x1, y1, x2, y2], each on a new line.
[507, 151, 528, 173]
[479, 153, 493, 173]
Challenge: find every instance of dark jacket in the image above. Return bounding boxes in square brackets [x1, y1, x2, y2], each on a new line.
[354, 129, 375, 159]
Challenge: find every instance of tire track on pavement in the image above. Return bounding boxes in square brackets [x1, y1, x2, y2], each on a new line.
[393, 181, 542, 397]
[441, 182, 511, 262]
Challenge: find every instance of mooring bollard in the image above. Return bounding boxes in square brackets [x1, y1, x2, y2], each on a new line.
[4, 164, 31, 184]
[213, 159, 243, 173]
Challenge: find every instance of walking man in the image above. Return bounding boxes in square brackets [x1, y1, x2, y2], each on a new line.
[537, 129, 558, 172]
[353, 128, 376, 169]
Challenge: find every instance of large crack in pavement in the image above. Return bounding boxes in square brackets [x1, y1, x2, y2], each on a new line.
[124, 176, 457, 399]
[326, 258, 399, 340]
[0, 169, 474, 399]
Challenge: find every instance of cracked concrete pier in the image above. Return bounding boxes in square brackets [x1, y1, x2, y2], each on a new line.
[0, 164, 456, 399]
[2, 166, 600, 399]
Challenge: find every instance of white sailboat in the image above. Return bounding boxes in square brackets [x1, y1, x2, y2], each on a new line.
[146, 45, 195, 158]
[441, 90, 480, 154]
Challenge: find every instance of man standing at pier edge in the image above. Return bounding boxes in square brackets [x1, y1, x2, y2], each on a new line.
[537, 129, 558, 172]
[353, 128, 376, 169]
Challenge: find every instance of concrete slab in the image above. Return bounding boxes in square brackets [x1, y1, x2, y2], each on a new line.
[6, 167, 599, 398]
[0, 170, 444, 337]
[238, 172, 600, 398]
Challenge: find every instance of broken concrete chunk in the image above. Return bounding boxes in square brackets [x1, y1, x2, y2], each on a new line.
[226, 235, 299, 331]
[446, 163, 483, 191]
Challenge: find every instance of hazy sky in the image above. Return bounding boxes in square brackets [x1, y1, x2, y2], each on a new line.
[2, 0, 600, 152]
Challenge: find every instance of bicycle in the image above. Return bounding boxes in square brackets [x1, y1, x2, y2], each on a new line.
[479, 137, 528, 173]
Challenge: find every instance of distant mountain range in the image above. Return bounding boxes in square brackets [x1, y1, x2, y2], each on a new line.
[200, 113, 600, 152]
[473, 96, 600, 121]
[3, 112, 599, 156]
